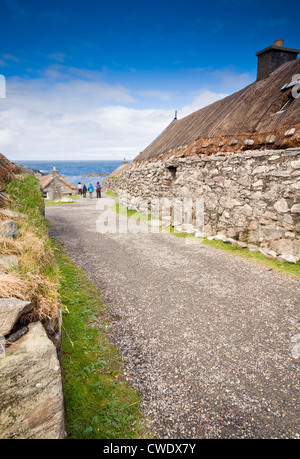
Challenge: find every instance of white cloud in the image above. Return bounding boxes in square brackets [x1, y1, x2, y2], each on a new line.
[0, 65, 229, 161]
[179, 90, 228, 117]
[2, 54, 19, 62]
[47, 52, 67, 63]
[208, 69, 253, 91]
[137, 89, 172, 101]
[0, 129, 14, 145]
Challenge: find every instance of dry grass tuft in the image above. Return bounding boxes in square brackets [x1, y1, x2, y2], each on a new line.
[0, 271, 59, 322]
[19, 231, 55, 273]
[1, 174, 60, 323]
[0, 274, 28, 300]
[0, 235, 22, 256]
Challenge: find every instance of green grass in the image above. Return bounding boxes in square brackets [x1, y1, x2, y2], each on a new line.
[3, 174, 60, 320]
[168, 226, 300, 278]
[109, 195, 300, 279]
[53, 240, 147, 439]
[45, 195, 79, 206]
[112, 202, 151, 222]
[201, 238, 300, 278]
[105, 190, 118, 198]
[6, 174, 46, 229]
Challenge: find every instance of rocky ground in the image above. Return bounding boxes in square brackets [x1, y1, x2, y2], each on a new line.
[47, 196, 300, 439]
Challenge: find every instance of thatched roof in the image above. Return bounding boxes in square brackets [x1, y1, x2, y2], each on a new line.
[133, 59, 300, 164]
[39, 175, 54, 189]
[108, 162, 130, 178]
[39, 175, 76, 191]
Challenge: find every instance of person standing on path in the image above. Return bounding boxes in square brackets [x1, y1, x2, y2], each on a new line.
[77, 182, 83, 195]
[96, 181, 101, 198]
[82, 184, 87, 198]
[88, 183, 94, 199]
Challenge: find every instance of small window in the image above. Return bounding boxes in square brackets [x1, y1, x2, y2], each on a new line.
[167, 166, 177, 180]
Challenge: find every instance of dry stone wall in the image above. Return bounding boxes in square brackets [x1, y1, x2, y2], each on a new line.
[112, 148, 300, 260]
[0, 314, 65, 439]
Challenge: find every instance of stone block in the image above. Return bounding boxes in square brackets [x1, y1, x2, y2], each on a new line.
[285, 128, 296, 137]
[0, 298, 33, 336]
[274, 198, 289, 213]
[291, 160, 300, 169]
[266, 135, 276, 144]
[0, 221, 20, 239]
[0, 322, 65, 439]
[277, 254, 299, 264]
[240, 204, 253, 217]
[259, 248, 277, 259]
[236, 241, 248, 248]
[291, 204, 300, 214]
[248, 244, 259, 252]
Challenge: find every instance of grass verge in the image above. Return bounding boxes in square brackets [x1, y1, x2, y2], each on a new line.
[1, 174, 59, 321]
[45, 195, 79, 206]
[112, 202, 151, 222]
[105, 190, 118, 198]
[53, 239, 147, 439]
[201, 238, 300, 278]
[168, 226, 300, 278]
[107, 192, 300, 279]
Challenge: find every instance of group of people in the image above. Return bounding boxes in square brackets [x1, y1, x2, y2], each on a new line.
[77, 181, 101, 198]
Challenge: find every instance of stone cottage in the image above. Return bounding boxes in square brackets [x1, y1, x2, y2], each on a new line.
[103, 157, 130, 191]
[103, 40, 300, 261]
[39, 167, 76, 200]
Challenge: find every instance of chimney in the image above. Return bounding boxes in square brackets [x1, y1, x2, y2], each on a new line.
[256, 40, 300, 81]
[51, 166, 59, 177]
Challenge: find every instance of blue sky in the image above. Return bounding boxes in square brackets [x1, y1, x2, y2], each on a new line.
[0, 0, 299, 160]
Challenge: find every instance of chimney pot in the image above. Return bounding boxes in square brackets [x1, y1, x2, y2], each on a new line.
[274, 39, 284, 47]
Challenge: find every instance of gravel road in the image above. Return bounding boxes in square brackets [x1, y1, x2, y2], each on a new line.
[47, 196, 300, 439]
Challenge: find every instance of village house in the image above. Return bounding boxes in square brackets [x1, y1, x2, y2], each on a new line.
[39, 167, 76, 200]
[103, 40, 300, 262]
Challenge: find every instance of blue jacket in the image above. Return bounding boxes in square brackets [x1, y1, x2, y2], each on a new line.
[88, 185, 94, 193]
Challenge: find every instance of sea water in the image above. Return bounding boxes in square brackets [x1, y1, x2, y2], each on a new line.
[14, 160, 125, 187]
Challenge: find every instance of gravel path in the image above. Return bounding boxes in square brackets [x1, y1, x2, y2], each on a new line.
[47, 196, 300, 439]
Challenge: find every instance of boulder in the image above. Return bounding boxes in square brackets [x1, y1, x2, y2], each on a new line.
[277, 254, 299, 264]
[0, 298, 33, 336]
[0, 322, 65, 439]
[236, 241, 248, 248]
[284, 128, 295, 137]
[248, 244, 259, 252]
[214, 234, 227, 241]
[274, 198, 289, 214]
[0, 209, 27, 219]
[270, 238, 300, 259]
[223, 238, 238, 245]
[259, 248, 277, 259]
[0, 220, 20, 239]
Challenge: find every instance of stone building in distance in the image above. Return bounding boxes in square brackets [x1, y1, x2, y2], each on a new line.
[39, 167, 76, 200]
[103, 40, 300, 262]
